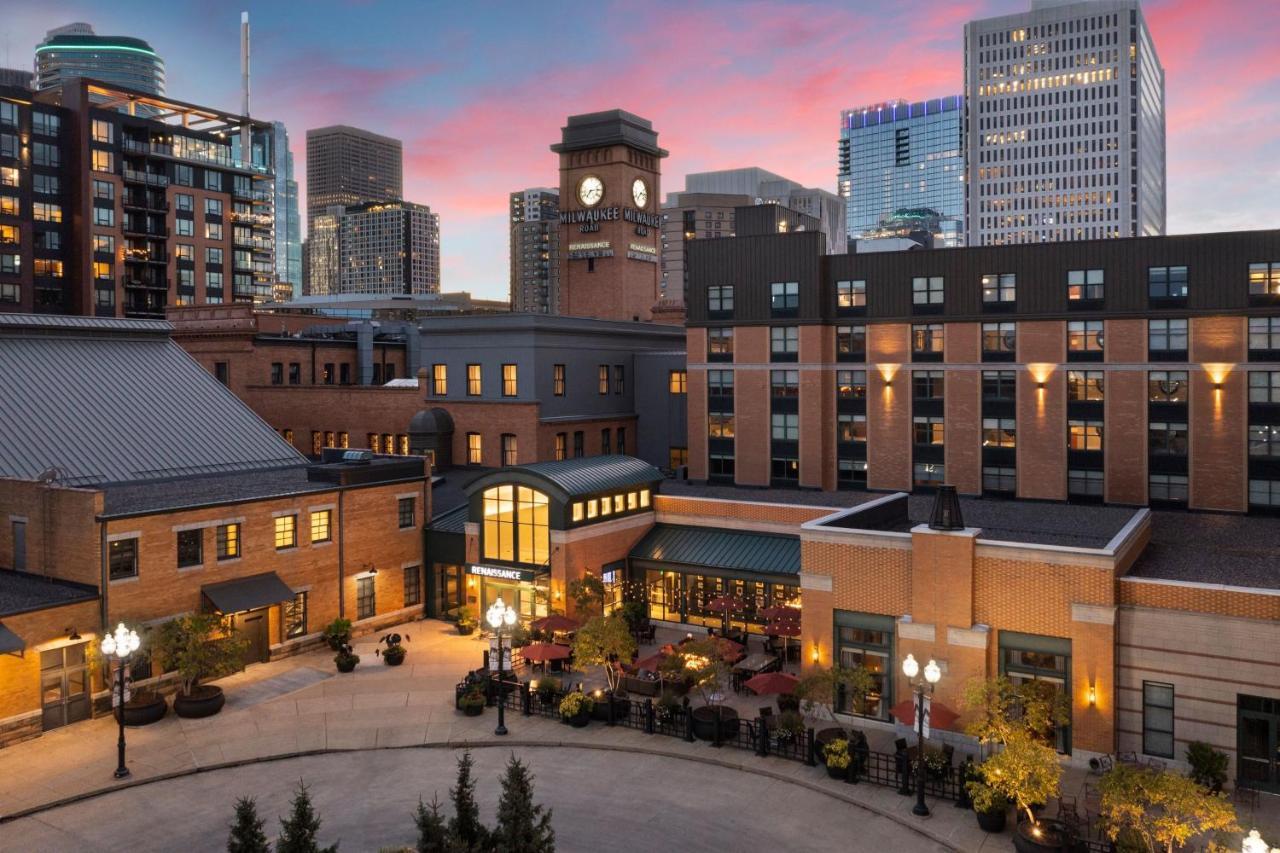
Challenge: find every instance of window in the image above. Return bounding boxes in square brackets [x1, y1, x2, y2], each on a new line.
[311, 509, 332, 543]
[369, 433, 380, 453]
[1149, 474, 1189, 503]
[216, 523, 240, 560]
[0, 169, 14, 190]
[708, 410, 735, 438]
[708, 327, 733, 357]
[396, 497, 416, 529]
[175, 193, 194, 212]
[283, 591, 307, 639]
[431, 364, 447, 396]
[0, 224, 14, 243]
[708, 369, 734, 396]
[173, 164, 193, 187]
[553, 364, 565, 396]
[92, 119, 113, 143]
[983, 466, 1017, 492]
[34, 202, 62, 223]
[322, 363, 334, 385]
[289, 363, 301, 385]
[270, 362, 283, 385]
[502, 364, 517, 396]
[707, 285, 734, 312]
[205, 222, 223, 241]
[1148, 319, 1187, 353]
[274, 515, 297, 549]
[177, 530, 202, 568]
[913, 462, 944, 487]
[982, 273, 1016, 303]
[1067, 370, 1105, 402]
[601, 428, 611, 455]
[92, 179, 114, 200]
[466, 364, 481, 396]
[214, 362, 229, 385]
[1148, 265, 1188, 300]
[912, 276, 944, 305]
[838, 414, 867, 443]
[983, 370, 1017, 400]
[771, 456, 799, 481]
[836, 279, 866, 308]
[912, 371, 944, 400]
[709, 454, 735, 479]
[33, 259, 63, 278]
[1249, 424, 1280, 458]
[32, 173, 58, 195]
[1069, 469, 1104, 497]
[0, 196, 15, 217]
[1250, 479, 1280, 507]
[771, 412, 799, 441]
[598, 365, 610, 394]
[770, 369, 799, 397]
[1248, 371, 1280, 404]
[669, 447, 688, 469]
[175, 218, 194, 237]
[983, 324, 1013, 353]
[1141, 682, 1175, 758]
[1068, 321, 1104, 352]
[1149, 422, 1189, 455]
[32, 142, 59, 167]
[912, 324, 943, 354]
[109, 538, 138, 580]
[1068, 420, 1104, 451]
[982, 418, 1016, 448]
[501, 434, 517, 466]
[32, 111, 60, 137]
[357, 576, 375, 620]
[837, 369, 867, 399]
[1249, 318, 1280, 352]
[0, 135, 15, 159]
[837, 324, 866, 357]
[610, 365, 623, 396]
[1249, 262, 1280, 297]
[913, 417, 944, 445]
[91, 206, 112, 227]
[770, 281, 798, 311]
[467, 433, 482, 465]
[669, 370, 687, 394]
[0, 253, 18, 275]
[555, 433, 567, 461]
[204, 170, 223, 192]
[404, 566, 422, 607]
[91, 150, 113, 173]
[617, 427, 626, 455]
[770, 326, 798, 355]
[573, 431, 584, 458]
[1149, 371, 1189, 403]
[204, 198, 223, 216]
[1068, 269, 1104, 301]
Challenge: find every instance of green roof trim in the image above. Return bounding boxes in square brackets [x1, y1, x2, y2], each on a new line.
[465, 455, 662, 501]
[629, 524, 801, 577]
[37, 43, 159, 57]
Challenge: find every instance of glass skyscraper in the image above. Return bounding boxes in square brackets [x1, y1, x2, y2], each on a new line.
[269, 122, 302, 297]
[838, 96, 965, 247]
[35, 23, 165, 95]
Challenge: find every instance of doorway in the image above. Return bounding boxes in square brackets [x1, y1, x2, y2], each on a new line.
[234, 609, 270, 665]
[1238, 694, 1280, 793]
[41, 642, 90, 731]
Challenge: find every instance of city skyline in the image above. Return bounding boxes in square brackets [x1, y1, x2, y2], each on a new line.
[2, 0, 1276, 299]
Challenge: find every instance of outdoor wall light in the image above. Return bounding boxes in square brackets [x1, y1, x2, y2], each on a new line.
[1088, 685, 1097, 706]
[811, 643, 820, 663]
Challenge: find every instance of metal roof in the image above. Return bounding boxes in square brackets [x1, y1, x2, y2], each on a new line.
[629, 524, 801, 577]
[0, 622, 23, 654]
[0, 314, 305, 486]
[466, 455, 662, 501]
[202, 572, 296, 614]
[429, 503, 469, 535]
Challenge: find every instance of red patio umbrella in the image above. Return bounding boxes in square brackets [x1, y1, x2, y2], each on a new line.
[634, 651, 668, 672]
[520, 642, 573, 663]
[530, 614, 580, 634]
[705, 595, 747, 635]
[711, 636, 745, 662]
[744, 671, 799, 696]
[765, 620, 801, 638]
[890, 697, 961, 732]
[759, 605, 801, 622]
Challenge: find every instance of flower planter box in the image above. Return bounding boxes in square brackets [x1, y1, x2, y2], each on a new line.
[690, 705, 739, 741]
[826, 763, 847, 780]
[115, 692, 167, 726]
[975, 806, 1008, 834]
[565, 710, 590, 728]
[173, 685, 225, 719]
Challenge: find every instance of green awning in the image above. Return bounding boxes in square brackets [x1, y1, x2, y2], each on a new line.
[202, 571, 295, 614]
[0, 621, 23, 654]
[629, 524, 800, 577]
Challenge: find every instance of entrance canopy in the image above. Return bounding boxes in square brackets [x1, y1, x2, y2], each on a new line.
[629, 524, 800, 580]
[202, 572, 295, 615]
[0, 621, 23, 655]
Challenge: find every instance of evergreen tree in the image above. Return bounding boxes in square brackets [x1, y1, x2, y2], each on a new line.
[276, 781, 338, 853]
[447, 751, 489, 852]
[493, 755, 554, 853]
[415, 795, 450, 853]
[227, 796, 270, 853]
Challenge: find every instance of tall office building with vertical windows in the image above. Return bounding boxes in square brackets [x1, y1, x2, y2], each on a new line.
[35, 23, 165, 96]
[509, 188, 559, 313]
[269, 122, 301, 297]
[338, 201, 440, 295]
[838, 96, 965, 248]
[305, 125, 402, 229]
[964, 0, 1165, 246]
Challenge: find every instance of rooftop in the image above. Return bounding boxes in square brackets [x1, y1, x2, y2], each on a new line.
[629, 524, 800, 577]
[0, 570, 98, 618]
[1127, 512, 1280, 591]
[466, 456, 663, 502]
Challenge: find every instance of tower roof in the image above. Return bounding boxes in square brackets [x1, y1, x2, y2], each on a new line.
[550, 109, 668, 157]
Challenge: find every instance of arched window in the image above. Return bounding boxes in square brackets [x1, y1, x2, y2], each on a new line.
[517, 486, 549, 565]
[482, 484, 549, 566]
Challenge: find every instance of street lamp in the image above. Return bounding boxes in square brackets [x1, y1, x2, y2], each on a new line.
[902, 653, 942, 817]
[486, 598, 518, 736]
[100, 622, 141, 779]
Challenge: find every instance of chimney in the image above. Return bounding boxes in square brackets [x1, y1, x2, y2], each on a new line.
[928, 484, 964, 531]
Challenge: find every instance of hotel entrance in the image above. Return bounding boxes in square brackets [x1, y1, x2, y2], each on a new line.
[468, 565, 549, 622]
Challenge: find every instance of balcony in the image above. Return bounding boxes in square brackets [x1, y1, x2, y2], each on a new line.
[123, 221, 169, 239]
[229, 210, 272, 227]
[123, 137, 269, 175]
[121, 168, 168, 188]
[121, 276, 170, 291]
[122, 193, 169, 213]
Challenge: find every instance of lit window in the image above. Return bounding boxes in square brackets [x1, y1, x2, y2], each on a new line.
[669, 370, 687, 394]
[216, 523, 240, 560]
[982, 418, 1016, 448]
[311, 510, 332, 543]
[1067, 269, 1104, 300]
[912, 324, 944, 353]
[982, 273, 1016, 303]
[1248, 262, 1280, 297]
[1067, 371, 1105, 401]
[502, 364, 517, 396]
[467, 433, 482, 465]
[1067, 321, 1104, 352]
[92, 150, 113, 173]
[836, 279, 866, 308]
[92, 120, 113, 143]
[467, 364, 481, 396]
[274, 515, 297, 549]
[1068, 420, 1104, 451]
[572, 502, 584, 522]
[432, 363, 447, 396]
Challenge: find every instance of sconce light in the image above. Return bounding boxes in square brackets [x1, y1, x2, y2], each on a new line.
[883, 376, 892, 388]
[811, 644, 821, 664]
[1036, 381, 1046, 391]
[1213, 382, 1224, 391]
[67, 628, 81, 641]
[1088, 685, 1097, 706]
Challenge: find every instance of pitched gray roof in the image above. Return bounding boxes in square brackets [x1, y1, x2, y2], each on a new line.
[506, 455, 663, 499]
[0, 570, 98, 617]
[429, 503, 469, 534]
[629, 524, 801, 577]
[0, 314, 305, 486]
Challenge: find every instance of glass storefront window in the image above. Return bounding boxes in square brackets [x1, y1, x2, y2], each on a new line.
[1000, 631, 1072, 754]
[834, 612, 894, 720]
[516, 486, 549, 565]
[482, 485, 515, 561]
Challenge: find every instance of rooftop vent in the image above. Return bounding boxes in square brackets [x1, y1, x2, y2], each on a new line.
[928, 484, 964, 531]
[342, 450, 373, 465]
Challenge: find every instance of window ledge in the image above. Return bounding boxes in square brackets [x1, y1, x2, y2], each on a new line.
[275, 546, 298, 553]
[311, 540, 333, 548]
[177, 564, 204, 573]
[109, 575, 140, 586]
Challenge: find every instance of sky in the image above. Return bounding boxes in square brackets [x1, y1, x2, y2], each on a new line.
[6, 0, 1279, 299]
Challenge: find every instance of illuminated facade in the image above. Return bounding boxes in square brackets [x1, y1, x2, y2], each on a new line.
[964, 0, 1166, 246]
[339, 201, 440, 295]
[838, 97, 965, 248]
[35, 23, 165, 96]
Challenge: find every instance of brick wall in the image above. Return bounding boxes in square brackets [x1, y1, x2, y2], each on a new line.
[0, 599, 102, 747]
[867, 324, 911, 491]
[0, 479, 103, 587]
[1016, 321, 1067, 501]
[655, 495, 834, 525]
[1189, 316, 1247, 512]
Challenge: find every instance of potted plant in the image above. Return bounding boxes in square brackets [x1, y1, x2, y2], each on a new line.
[1097, 763, 1239, 853]
[969, 780, 1010, 833]
[973, 730, 1065, 851]
[774, 710, 806, 744]
[459, 688, 486, 717]
[378, 632, 407, 666]
[824, 738, 851, 780]
[534, 678, 559, 706]
[1185, 741, 1230, 794]
[152, 613, 248, 719]
[321, 617, 352, 652]
[660, 638, 738, 741]
[334, 643, 359, 673]
[656, 691, 680, 726]
[559, 690, 594, 727]
[455, 606, 478, 636]
[924, 747, 950, 780]
[112, 637, 168, 727]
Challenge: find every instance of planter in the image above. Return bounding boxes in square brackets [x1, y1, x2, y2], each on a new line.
[975, 806, 1008, 834]
[173, 685, 225, 719]
[382, 646, 406, 666]
[1012, 819, 1068, 853]
[565, 710, 590, 728]
[826, 763, 848, 780]
[590, 694, 629, 722]
[115, 692, 167, 726]
[690, 705, 739, 741]
[815, 727, 850, 750]
[456, 623, 476, 636]
[461, 702, 484, 717]
[335, 655, 358, 673]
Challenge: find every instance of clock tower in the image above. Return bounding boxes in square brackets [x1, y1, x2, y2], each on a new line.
[551, 110, 667, 322]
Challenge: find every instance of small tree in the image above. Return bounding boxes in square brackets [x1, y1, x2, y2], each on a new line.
[570, 615, 636, 694]
[794, 664, 875, 722]
[963, 675, 1069, 748]
[566, 574, 605, 618]
[448, 751, 489, 852]
[413, 795, 449, 853]
[1098, 764, 1239, 853]
[226, 796, 269, 853]
[276, 781, 338, 853]
[658, 639, 729, 708]
[493, 754, 555, 853]
[970, 728, 1061, 829]
[152, 613, 249, 697]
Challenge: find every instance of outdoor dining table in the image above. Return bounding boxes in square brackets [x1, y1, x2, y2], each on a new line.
[733, 653, 779, 675]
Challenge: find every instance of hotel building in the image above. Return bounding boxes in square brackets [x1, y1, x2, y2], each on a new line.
[510, 187, 560, 313]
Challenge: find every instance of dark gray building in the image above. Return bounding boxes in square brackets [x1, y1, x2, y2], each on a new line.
[509, 187, 560, 313]
[305, 125, 403, 230]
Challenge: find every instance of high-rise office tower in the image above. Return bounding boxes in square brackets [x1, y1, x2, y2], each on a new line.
[509, 188, 559, 312]
[964, 0, 1165, 246]
[306, 208, 343, 297]
[0, 69, 33, 90]
[338, 201, 440, 295]
[35, 23, 165, 96]
[305, 125, 402, 230]
[838, 96, 965, 248]
[269, 121, 302, 297]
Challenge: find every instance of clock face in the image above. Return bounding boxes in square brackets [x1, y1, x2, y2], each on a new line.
[632, 178, 648, 208]
[578, 175, 604, 207]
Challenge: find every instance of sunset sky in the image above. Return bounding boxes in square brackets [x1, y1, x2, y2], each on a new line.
[7, 0, 1279, 298]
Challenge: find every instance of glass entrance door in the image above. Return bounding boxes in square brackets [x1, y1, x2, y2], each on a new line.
[41, 642, 90, 731]
[1238, 695, 1280, 793]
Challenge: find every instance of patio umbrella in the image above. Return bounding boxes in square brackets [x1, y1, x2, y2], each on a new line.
[530, 614, 580, 634]
[710, 636, 744, 662]
[759, 605, 801, 622]
[705, 595, 747, 634]
[634, 651, 668, 672]
[744, 671, 799, 696]
[520, 642, 573, 663]
[765, 618, 801, 662]
[890, 697, 961, 732]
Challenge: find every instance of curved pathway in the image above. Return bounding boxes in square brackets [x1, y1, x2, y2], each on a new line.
[2, 745, 952, 853]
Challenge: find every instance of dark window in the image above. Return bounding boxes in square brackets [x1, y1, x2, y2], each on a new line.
[983, 466, 1017, 492]
[1148, 265, 1188, 300]
[1248, 318, 1280, 352]
[770, 369, 799, 397]
[501, 434, 517, 465]
[982, 370, 1017, 400]
[913, 417, 944, 446]
[404, 566, 422, 607]
[770, 326, 798, 355]
[573, 431, 584, 458]
[837, 324, 866, 357]
[1068, 469, 1104, 497]
[288, 363, 301, 385]
[770, 456, 799, 481]
[1142, 682, 1174, 758]
[912, 276, 944, 305]
[709, 453, 735, 479]
[109, 538, 138, 580]
[982, 273, 1016, 303]
[283, 592, 307, 639]
[770, 281, 799, 312]
[357, 576, 375, 620]
[214, 362, 229, 385]
[1248, 371, 1280, 404]
[617, 427, 626, 455]
[982, 322, 1016, 354]
[913, 371, 944, 400]
[398, 497, 416, 529]
[270, 363, 283, 385]
[601, 428, 611, 455]
[176, 529, 202, 568]
[1148, 319, 1187, 353]
[1150, 422, 1189, 456]
[323, 363, 335, 385]
[708, 285, 734, 312]
[614, 365, 624, 395]
[1149, 474, 1189, 503]
[1249, 424, 1280, 458]
[708, 369, 734, 396]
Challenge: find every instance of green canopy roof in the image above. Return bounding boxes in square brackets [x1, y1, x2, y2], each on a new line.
[629, 524, 800, 577]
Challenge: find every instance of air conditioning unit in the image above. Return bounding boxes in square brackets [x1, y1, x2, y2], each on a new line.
[342, 450, 373, 464]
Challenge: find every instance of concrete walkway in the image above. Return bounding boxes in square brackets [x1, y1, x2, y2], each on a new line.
[0, 619, 1274, 852]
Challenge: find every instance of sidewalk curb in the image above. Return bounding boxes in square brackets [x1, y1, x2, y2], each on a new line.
[0, 739, 959, 850]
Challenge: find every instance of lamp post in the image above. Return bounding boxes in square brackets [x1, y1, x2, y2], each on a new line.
[486, 598, 518, 736]
[100, 622, 141, 779]
[902, 653, 941, 817]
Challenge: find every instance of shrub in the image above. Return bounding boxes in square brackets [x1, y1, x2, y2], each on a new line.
[321, 618, 352, 652]
[824, 738, 851, 769]
[152, 613, 248, 697]
[775, 710, 805, 739]
[333, 645, 359, 671]
[459, 689, 485, 712]
[558, 691, 594, 719]
[227, 796, 269, 853]
[493, 755, 555, 853]
[534, 679, 559, 703]
[1185, 741, 1230, 793]
[1098, 763, 1239, 853]
[570, 615, 635, 694]
[455, 606, 478, 633]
